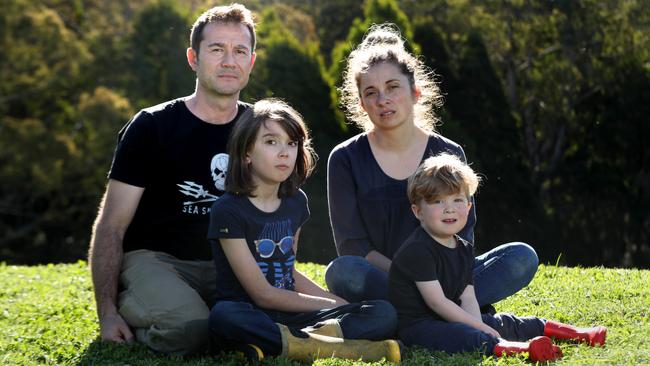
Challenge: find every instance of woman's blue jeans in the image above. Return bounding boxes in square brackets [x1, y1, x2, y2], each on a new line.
[208, 300, 397, 355]
[325, 242, 538, 306]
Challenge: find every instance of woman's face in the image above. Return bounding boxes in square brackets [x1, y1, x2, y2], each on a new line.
[358, 62, 419, 131]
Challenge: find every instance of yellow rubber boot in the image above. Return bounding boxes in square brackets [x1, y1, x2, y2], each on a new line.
[233, 344, 264, 365]
[278, 323, 401, 363]
[301, 319, 344, 338]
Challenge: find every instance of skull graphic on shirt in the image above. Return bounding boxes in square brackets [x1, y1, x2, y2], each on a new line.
[211, 153, 229, 191]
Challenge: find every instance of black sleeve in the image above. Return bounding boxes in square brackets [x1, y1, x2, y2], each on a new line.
[327, 147, 372, 257]
[108, 111, 158, 188]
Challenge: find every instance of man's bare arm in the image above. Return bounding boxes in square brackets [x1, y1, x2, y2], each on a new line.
[88, 179, 144, 342]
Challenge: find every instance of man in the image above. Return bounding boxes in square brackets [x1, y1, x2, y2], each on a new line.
[88, 4, 256, 355]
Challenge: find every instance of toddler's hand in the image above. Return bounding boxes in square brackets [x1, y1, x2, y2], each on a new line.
[482, 324, 501, 339]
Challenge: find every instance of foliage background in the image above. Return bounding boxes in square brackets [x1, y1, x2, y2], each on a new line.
[0, 0, 648, 267]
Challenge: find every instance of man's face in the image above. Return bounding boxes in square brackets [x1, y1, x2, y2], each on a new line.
[191, 22, 255, 97]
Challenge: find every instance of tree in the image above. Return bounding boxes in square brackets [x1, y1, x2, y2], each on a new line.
[329, 0, 415, 82]
[328, 0, 416, 134]
[1, 0, 648, 267]
[414, 21, 545, 255]
[0, 2, 93, 263]
[408, 0, 650, 266]
[127, 0, 195, 108]
[81, 0, 145, 92]
[274, 0, 364, 63]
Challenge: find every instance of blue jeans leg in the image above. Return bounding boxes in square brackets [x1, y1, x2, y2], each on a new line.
[325, 255, 388, 302]
[482, 313, 545, 341]
[399, 318, 499, 355]
[268, 300, 397, 340]
[336, 300, 397, 340]
[210, 300, 398, 356]
[327, 244, 538, 306]
[473, 242, 539, 306]
[209, 301, 283, 355]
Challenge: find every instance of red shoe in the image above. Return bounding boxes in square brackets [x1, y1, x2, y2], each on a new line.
[494, 336, 563, 362]
[544, 320, 607, 346]
[528, 336, 563, 362]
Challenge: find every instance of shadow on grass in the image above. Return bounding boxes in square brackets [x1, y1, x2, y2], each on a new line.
[75, 338, 494, 366]
[75, 337, 252, 366]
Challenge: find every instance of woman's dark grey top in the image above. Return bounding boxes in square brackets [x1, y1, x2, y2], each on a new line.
[327, 133, 477, 259]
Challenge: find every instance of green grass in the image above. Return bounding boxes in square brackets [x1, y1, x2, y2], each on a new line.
[1, 262, 648, 365]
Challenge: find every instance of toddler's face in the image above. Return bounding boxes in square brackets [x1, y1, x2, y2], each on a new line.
[412, 192, 472, 245]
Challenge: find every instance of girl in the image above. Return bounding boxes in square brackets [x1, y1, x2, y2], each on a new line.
[207, 98, 400, 363]
[325, 24, 538, 311]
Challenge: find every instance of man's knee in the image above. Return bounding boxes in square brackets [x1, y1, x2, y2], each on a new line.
[126, 298, 210, 354]
[134, 317, 209, 355]
[118, 251, 211, 354]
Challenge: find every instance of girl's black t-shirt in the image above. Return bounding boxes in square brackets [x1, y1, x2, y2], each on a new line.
[207, 191, 309, 302]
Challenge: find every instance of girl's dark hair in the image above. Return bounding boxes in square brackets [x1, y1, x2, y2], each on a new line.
[225, 98, 316, 198]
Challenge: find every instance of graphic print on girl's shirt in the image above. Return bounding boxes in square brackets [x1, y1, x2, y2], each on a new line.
[254, 219, 295, 290]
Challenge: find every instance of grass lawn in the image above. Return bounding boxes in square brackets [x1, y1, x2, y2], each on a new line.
[0, 261, 647, 365]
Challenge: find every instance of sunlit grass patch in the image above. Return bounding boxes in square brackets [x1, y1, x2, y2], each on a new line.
[0, 262, 647, 365]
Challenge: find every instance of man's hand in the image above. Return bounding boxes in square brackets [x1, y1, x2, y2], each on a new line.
[100, 312, 134, 343]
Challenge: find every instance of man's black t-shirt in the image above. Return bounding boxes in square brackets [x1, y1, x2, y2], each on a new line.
[388, 226, 474, 329]
[109, 98, 250, 260]
[207, 191, 309, 303]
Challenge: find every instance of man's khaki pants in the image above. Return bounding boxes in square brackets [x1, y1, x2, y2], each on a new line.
[118, 249, 217, 354]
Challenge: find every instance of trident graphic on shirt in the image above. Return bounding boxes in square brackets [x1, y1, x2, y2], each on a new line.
[177, 153, 228, 208]
[177, 181, 219, 205]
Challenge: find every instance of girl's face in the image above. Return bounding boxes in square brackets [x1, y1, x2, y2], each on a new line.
[358, 61, 420, 131]
[246, 119, 298, 188]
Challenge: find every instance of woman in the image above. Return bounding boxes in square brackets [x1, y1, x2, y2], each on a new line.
[325, 24, 538, 310]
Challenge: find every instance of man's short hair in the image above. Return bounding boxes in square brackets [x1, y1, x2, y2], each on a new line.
[190, 3, 256, 53]
[407, 153, 480, 204]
